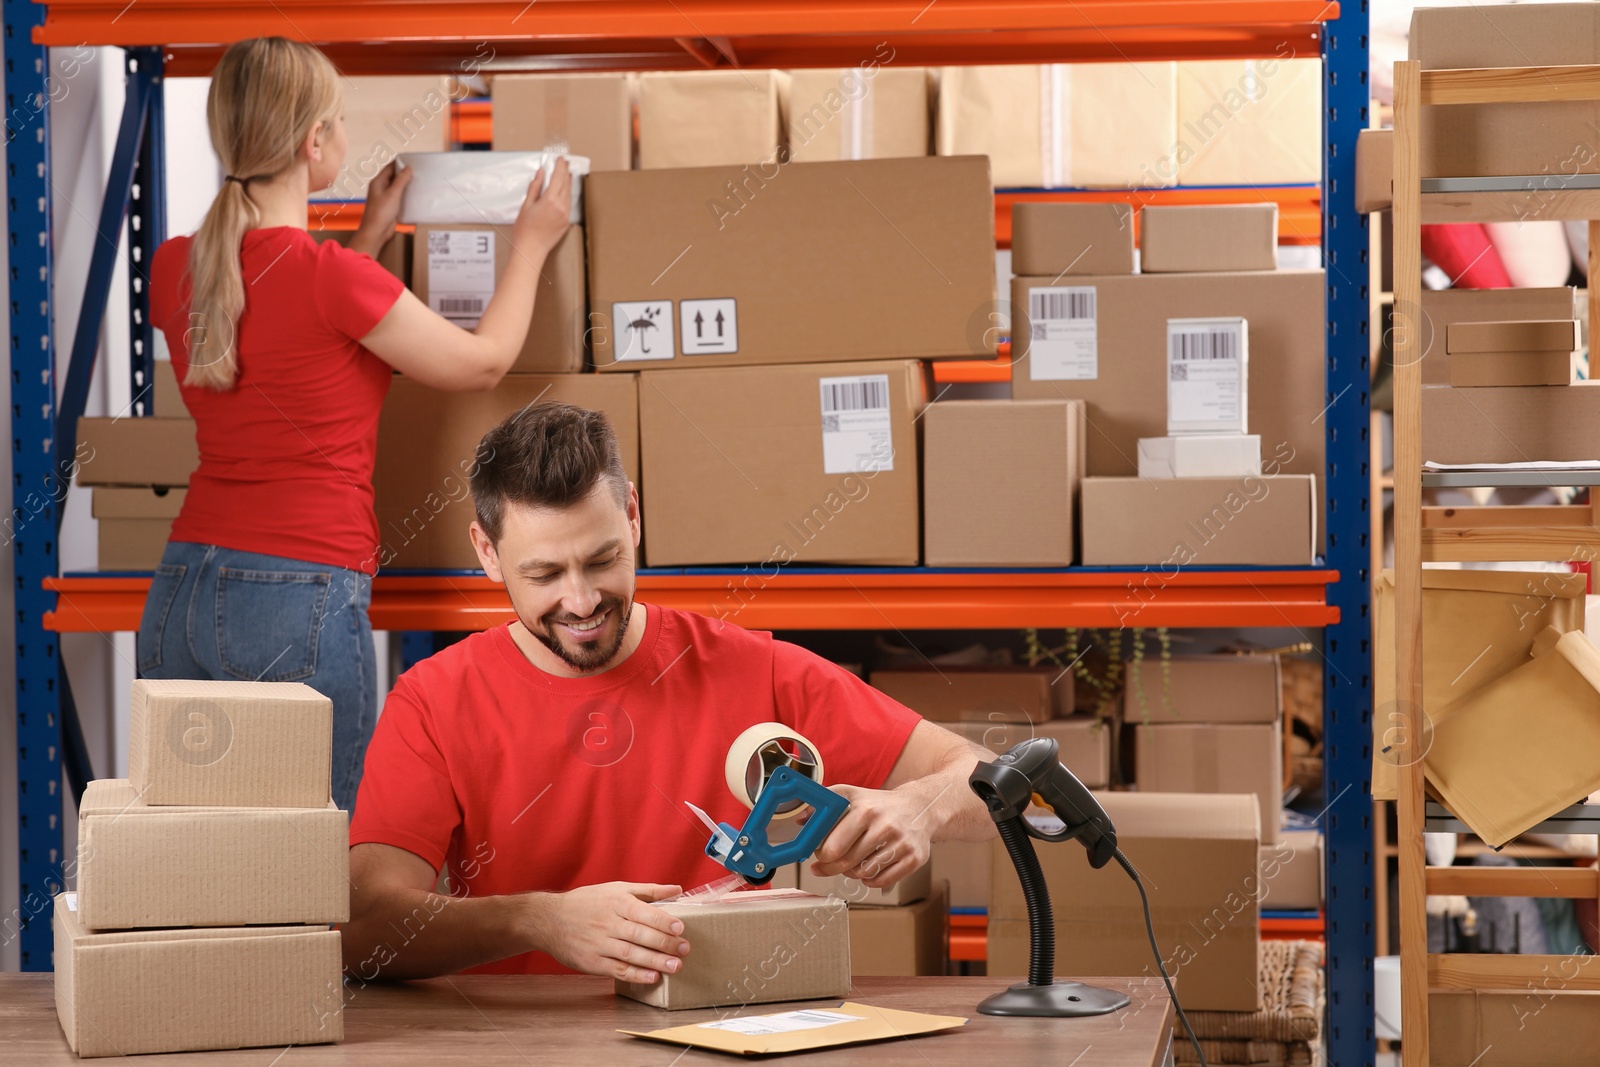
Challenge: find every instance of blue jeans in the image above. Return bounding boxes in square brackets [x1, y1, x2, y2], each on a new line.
[135, 541, 377, 812]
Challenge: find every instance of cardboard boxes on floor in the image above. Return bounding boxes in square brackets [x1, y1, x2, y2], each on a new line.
[58, 679, 345, 1057]
[989, 792, 1261, 1012]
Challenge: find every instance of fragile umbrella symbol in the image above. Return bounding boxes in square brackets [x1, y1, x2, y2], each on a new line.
[627, 306, 661, 354]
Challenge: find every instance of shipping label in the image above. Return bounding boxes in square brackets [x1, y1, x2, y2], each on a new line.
[699, 1010, 860, 1035]
[1026, 286, 1098, 380]
[425, 229, 496, 328]
[1167, 317, 1248, 435]
[819, 374, 894, 475]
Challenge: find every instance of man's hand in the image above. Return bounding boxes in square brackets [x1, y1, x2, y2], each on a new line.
[535, 882, 691, 984]
[349, 160, 412, 257]
[808, 784, 935, 889]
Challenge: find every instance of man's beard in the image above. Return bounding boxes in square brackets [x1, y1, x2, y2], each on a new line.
[527, 592, 633, 673]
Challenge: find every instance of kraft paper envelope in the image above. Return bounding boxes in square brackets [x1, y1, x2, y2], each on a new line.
[1424, 627, 1600, 848]
[621, 1001, 967, 1055]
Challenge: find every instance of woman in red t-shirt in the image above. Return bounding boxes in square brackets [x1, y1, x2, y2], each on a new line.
[139, 37, 571, 811]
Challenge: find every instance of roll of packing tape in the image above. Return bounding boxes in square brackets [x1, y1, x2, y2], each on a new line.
[724, 723, 826, 820]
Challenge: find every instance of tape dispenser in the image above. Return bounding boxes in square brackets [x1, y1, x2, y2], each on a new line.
[686, 724, 850, 885]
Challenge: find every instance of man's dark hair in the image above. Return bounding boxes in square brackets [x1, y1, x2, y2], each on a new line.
[471, 402, 628, 543]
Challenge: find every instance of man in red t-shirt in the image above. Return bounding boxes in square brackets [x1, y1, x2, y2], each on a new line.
[346, 403, 997, 984]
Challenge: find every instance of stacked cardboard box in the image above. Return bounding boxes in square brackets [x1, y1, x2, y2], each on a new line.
[77, 394, 198, 570]
[1009, 202, 1323, 566]
[989, 792, 1262, 1011]
[491, 73, 635, 170]
[1446, 319, 1581, 387]
[1173, 59, 1321, 186]
[637, 70, 784, 169]
[785, 68, 930, 163]
[796, 862, 945, 977]
[1129, 654, 1284, 844]
[57, 679, 347, 1057]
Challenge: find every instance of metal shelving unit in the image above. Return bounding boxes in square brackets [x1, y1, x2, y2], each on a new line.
[8, 6, 1373, 1064]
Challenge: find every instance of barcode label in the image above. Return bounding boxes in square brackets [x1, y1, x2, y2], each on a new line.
[1170, 329, 1239, 362]
[427, 229, 496, 330]
[819, 375, 894, 475]
[1030, 288, 1096, 321]
[1166, 317, 1248, 434]
[1026, 286, 1098, 381]
[821, 377, 889, 413]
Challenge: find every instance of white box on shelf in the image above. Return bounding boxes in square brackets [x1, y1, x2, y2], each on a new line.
[1137, 434, 1262, 479]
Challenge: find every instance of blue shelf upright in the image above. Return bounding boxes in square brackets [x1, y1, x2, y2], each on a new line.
[1322, 1, 1376, 1064]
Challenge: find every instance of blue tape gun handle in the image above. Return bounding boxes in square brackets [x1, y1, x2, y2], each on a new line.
[704, 765, 851, 885]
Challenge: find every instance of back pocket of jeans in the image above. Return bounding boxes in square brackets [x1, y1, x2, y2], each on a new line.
[136, 563, 188, 674]
[215, 568, 330, 682]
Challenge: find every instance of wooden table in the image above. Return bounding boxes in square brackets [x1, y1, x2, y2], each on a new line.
[3, 974, 1176, 1065]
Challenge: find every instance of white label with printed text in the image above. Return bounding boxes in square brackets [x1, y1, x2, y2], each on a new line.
[426, 229, 496, 329]
[820, 375, 894, 475]
[1026, 286, 1098, 381]
[698, 1009, 860, 1036]
[1166, 317, 1248, 435]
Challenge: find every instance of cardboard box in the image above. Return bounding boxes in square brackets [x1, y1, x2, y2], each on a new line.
[1425, 628, 1600, 849]
[847, 883, 947, 976]
[75, 417, 198, 487]
[1422, 383, 1600, 464]
[1175, 59, 1321, 185]
[922, 399, 1083, 567]
[92, 487, 182, 571]
[615, 890, 850, 1009]
[53, 894, 342, 1058]
[373, 373, 640, 570]
[1009, 271, 1325, 485]
[1138, 434, 1261, 479]
[1417, 287, 1580, 386]
[410, 223, 586, 374]
[637, 70, 782, 169]
[1135, 722, 1283, 844]
[152, 359, 183, 416]
[1354, 128, 1393, 214]
[1431, 988, 1600, 1067]
[1126, 654, 1282, 726]
[1080, 475, 1316, 567]
[314, 75, 453, 201]
[638, 361, 924, 567]
[129, 678, 332, 808]
[786, 67, 929, 162]
[989, 792, 1261, 1012]
[1372, 569, 1587, 802]
[937, 64, 1177, 188]
[800, 860, 933, 907]
[75, 779, 349, 929]
[587, 157, 996, 371]
[1140, 204, 1278, 273]
[950, 716, 1111, 787]
[869, 669, 1061, 725]
[1449, 351, 1578, 388]
[1010, 202, 1135, 277]
[1412, 3, 1600, 179]
[491, 73, 634, 170]
[930, 839, 992, 910]
[310, 228, 411, 282]
[1259, 829, 1322, 911]
[1447, 320, 1580, 355]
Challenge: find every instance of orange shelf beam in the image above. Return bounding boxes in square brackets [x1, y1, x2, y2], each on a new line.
[44, 569, 1339, 634]
[36, 1, 1335, 75]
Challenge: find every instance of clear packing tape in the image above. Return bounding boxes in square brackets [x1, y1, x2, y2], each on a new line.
[1424, 627, 1600, 849]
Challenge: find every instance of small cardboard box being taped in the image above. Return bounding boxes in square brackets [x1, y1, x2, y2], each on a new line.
[615, 890, 850, 1010]
[1424, 628, 1600, 849]
[1372, 569, 1586, 801]
[75, 779, 350, 930]
[53, 893, 343, 1058]
[130, 678, 332, 808]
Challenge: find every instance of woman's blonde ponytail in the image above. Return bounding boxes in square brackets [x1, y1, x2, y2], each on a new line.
[184, 37, 341, 390]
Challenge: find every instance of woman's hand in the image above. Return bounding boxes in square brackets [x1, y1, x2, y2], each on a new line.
[350, 159, 413, 257]
[512, 157, 574, 255]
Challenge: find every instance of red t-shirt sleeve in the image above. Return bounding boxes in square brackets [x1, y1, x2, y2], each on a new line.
[349, 674, 463, 872]
[312, 240, 405, 341]
[770, 641, 921, 790]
